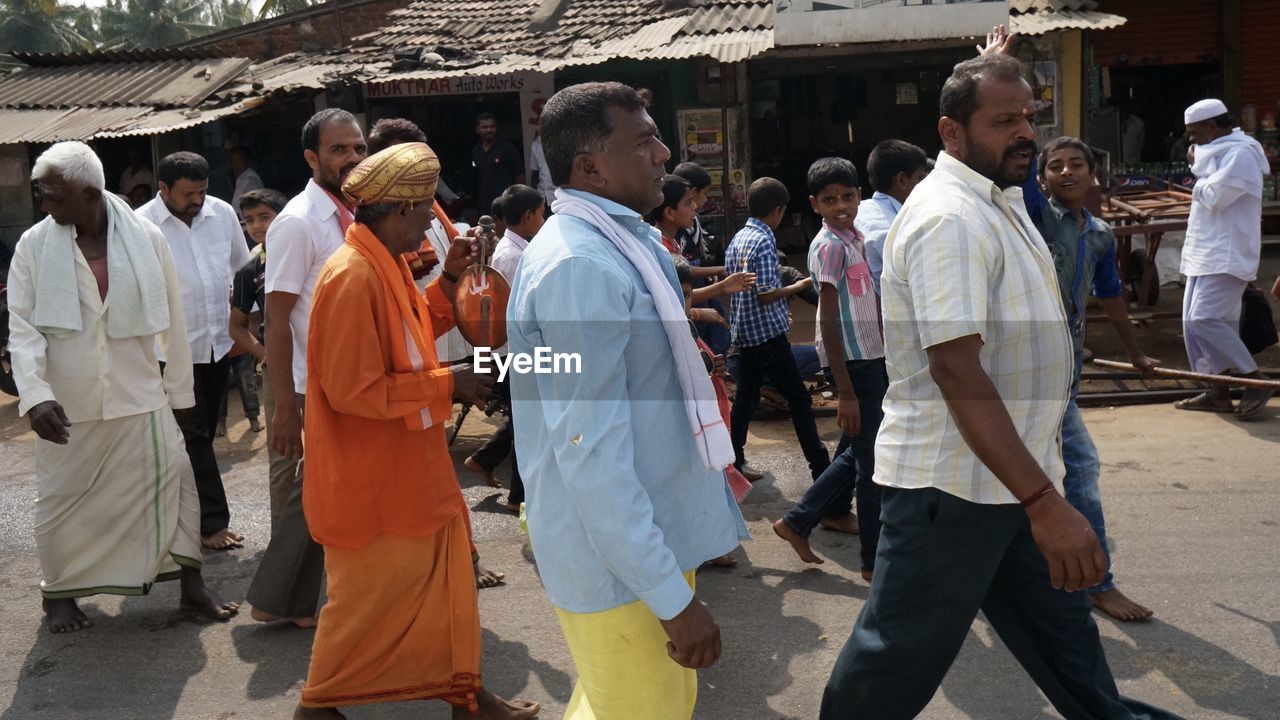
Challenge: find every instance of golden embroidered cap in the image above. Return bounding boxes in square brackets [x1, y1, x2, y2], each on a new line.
[341, 141, 441, 206]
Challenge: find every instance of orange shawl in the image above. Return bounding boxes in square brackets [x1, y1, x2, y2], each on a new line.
[346, 222, 442, 431]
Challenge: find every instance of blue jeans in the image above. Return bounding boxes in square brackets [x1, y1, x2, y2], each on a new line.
[1061, 398, 1114, 593]
[782, 358, 888, 572]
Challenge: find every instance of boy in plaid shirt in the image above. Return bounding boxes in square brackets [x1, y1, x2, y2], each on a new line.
[724, 178, 830, 480]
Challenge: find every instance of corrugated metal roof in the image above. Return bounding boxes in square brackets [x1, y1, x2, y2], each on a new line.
[0, 57, 252, 110]
[0, 107, 149, 144]
[1010, 8, 1126, 35]
[647, 29, 774, 63]
[9, 47, 228, 67]
[684, 2, 773, 35]
[95, 100, 261, 138]
[215, 50, 382, 100]
[1009, 0, 1097, 13]
[594, 16, 693, 56]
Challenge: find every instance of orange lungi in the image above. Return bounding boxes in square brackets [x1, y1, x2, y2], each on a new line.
[300, 512, 481, 710]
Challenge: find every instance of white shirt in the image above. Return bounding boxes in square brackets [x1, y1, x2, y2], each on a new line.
[529, 137, 557, 207]
[137, 195, 250, 364]
[119, 166, 154, 195]
[419, 217, 473, 363]
[264, 179, 347, 394]
[232, 167, 264, 218]
[491, 227, 528, 283]
[7, 218, 195, 423]
[876, 151, 1073, 505]
[1182, 129, 1270, 281]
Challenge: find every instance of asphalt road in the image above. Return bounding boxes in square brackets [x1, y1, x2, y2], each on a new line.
[0, 392, 1276, 719]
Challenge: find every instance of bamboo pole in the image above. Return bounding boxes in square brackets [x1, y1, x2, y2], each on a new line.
[1093, 359, 1280, 389]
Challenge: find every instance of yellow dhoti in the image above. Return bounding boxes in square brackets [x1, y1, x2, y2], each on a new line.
[554, 572, 698, 720]
[301, 513, 481, 709]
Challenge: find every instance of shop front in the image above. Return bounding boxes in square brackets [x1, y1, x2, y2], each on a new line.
[365, 71, 555, 222]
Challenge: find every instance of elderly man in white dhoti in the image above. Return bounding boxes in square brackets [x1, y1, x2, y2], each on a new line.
[1174, 99, 1274, 419]
[8, 141, 239, 633]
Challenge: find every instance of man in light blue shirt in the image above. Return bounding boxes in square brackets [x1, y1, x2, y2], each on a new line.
[855, 139, 931, 295]
[508, 82, 748, 720]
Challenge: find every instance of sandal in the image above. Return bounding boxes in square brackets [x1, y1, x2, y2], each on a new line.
[1234, 388, 1273, 420]
[1173, 393, 1233, 413]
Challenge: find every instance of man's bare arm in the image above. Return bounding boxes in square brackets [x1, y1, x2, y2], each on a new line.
[927, 334, 1107, 591]
[265, 291, 302, 459]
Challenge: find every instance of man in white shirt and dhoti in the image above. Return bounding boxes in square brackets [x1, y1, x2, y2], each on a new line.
[1174, 98, 1273, 419]
[8, 142, 238, 633]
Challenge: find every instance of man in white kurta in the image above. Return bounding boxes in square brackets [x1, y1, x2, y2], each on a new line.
[9, 141, 238, 633]
[1176, 98, 1273, 418]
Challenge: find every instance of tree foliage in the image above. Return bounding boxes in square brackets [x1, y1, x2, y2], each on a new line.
[0, 0, 319, 54]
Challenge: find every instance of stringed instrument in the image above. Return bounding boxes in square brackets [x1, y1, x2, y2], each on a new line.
[453, 215, 510, 349]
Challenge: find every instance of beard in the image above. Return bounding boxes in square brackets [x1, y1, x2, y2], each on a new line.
[321, 162, 360, 196]
[965, 139, 1038, 189]
[165, 198, 200, 221]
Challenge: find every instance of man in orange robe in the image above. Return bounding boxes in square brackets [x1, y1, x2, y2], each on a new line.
[294, 141, 540, 720]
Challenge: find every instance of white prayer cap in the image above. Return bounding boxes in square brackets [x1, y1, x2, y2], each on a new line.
[1185, 98, 1229, 125]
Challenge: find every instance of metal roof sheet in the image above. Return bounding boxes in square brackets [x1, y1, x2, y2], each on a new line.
[1009, 0, 1098, 13]
[684, 2, 773, 35]
[0, 107, 149, 144]
[94, 100, 260, 138]
[1010, 8, 1126, 35]
[0, 57, 252, 110]
[8, 47, 228, 67]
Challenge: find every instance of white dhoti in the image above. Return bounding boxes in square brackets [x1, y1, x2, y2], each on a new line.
[1182, 274, 1257, 376]
[34, 408, 202, 599]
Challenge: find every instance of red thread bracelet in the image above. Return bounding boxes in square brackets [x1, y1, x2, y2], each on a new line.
[1019, 481, 1056, 509]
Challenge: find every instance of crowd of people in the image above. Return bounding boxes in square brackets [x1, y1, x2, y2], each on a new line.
[6, 27, 1273, 720]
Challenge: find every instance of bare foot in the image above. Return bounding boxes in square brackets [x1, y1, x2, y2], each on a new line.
[465, 456, 503, 488]
[502, 500, 521, 514]
[820, 513, 860, 535]
[249, 417, 263, 433]
[772, 519, 824, 564]
[860, 569, 873, 583]
[704, 553, 738, 568]
[43, 597, 91, 633]
[179, 568, 239, 621]
[250, 606, 317, 627]
[293, 704, 345, 719]
[454, 689, 540, 719]
[201, 528, 243, 550]
[474, 561, 506, 590]
[1090, 588, 1154, 622]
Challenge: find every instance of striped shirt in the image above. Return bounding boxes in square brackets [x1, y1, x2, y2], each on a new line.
[875, 151, 1073, 505]
[724, 218, 790, 348]
[807, 224, 884, 361]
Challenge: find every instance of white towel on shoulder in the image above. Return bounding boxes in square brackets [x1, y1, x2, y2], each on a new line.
[551, 190, 734, 471]
[29, 192, 169, 339]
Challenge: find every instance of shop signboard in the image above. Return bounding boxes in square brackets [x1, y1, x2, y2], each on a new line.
[774, 0, 1009, 46]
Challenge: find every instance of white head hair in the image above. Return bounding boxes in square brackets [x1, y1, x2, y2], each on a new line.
[32, 141, 106, 191]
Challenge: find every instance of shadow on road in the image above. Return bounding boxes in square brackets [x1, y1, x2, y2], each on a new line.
[696, 552, 865, 718]
[3, 590, 212, 719]
[479, 627, 574, 705]
[1104, 617, 1279, 720]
